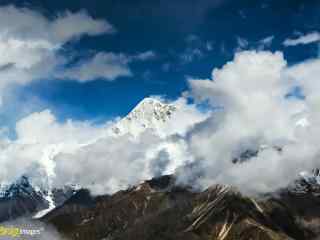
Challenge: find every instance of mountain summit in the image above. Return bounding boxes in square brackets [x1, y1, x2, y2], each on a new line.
[111, 98, 177, 137]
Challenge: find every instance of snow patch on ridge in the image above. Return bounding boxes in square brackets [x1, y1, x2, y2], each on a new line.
[33, 191, 55, 218]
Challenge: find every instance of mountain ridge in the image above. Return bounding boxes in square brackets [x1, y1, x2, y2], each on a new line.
[42, 174, 320, 240]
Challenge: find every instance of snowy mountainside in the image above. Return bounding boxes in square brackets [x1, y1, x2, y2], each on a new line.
[111, 97, 177, 137]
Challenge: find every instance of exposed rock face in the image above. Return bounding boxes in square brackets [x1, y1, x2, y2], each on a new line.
[42, 175, 320, 240]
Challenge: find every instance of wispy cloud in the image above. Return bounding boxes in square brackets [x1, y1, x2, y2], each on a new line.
[57, 53, 132, 82]
[133, 50, 157, 61]
[179, 34, 213, 64]
[57, 51, 156, 82]
[235, 37, 249, 52]
[283, 32, 320, 46]
[258, 35, 274, 49]
[235, 35, 274, 53]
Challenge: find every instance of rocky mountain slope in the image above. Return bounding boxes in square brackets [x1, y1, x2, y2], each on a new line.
[42, 174, 320, 240]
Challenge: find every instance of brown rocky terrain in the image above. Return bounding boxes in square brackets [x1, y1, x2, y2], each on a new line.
[41, 175, 320, 240]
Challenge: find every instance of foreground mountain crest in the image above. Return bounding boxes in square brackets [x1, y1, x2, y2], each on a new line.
[42, 175, 320, 240]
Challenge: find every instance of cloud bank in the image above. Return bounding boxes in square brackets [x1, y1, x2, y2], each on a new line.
[177, 51, 310, 194]
[2, 50, 320, 197]
[0, 98, 205, 195]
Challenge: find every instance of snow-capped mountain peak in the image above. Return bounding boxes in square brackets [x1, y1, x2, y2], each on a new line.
[0, 175, 35, 198]
[111, 97, 177, 137]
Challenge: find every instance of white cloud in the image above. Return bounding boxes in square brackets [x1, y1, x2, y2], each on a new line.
[0, 109, 112, 185]
[176, 51, 320, 195]
[283, 32, 320, 46]
[58, 51, 156, 82]
[49, 10, 114, 42]
[52, 130, 195, 195]
[0, 5, 113, 96]
[0, 6, 112, 44]
[15, 109, 109, 144]
[57, 53, 132, 82]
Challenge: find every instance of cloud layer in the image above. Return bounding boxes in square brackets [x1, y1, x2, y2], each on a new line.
[0, 98, 205, 195]
[1, 5, 320, 197]
[177, 51, 308, 194]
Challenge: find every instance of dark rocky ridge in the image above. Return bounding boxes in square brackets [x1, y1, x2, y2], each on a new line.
[0, 176, 74, 222]
[41, 175, 320, 240]
[0, 176, 47, 222]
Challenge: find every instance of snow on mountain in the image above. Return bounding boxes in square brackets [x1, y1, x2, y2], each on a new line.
[110, 97, 177, 137]
[0, 175, 51, 221]
[33, 189, 56, 218]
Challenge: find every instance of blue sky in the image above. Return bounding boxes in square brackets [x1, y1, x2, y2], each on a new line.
[0, 0, 319, 129]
